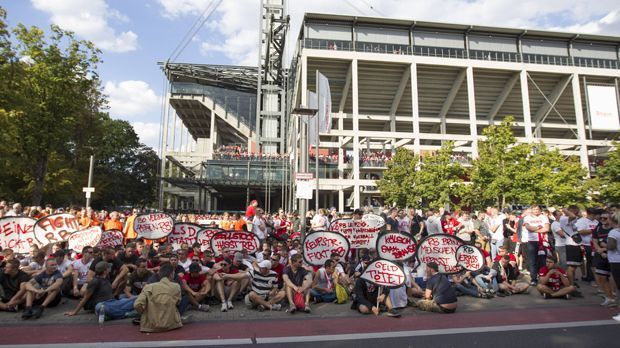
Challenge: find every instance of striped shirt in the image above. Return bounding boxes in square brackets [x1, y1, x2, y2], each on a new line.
[249, 269, 278, 296]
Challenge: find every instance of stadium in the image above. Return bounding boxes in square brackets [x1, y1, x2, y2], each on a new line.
[158, 3, 620, 214]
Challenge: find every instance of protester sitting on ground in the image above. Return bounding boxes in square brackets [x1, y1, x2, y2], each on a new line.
[213, 257, 243, 312]
[134, 262, 183, 333]
[311, 259, 337, 303]
[71, 247, 94, 297]
[0, 259, 30, 311]
[86, 247, 125, 295]
[225, 259, 284, 311]
[181, 262, 210, 312]
[494, 255, 530, 295]
[124, 259, 152, 298]
[283, 254, 313, 314]
[269, 253, 285, 287]
[352, 273, 400, 317]
[21, 250, 46, 277]
[21, 258, 63, 319]
[54, 250, 76, 297]
[64, 261, 137, 320]
[536, 255, 576, 299]
[451, 271, 491, 298]
[411, 262, 458, 313]
[329, 252, 353, 291]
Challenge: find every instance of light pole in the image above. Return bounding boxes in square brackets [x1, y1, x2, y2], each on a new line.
[293, 106, 318, 240]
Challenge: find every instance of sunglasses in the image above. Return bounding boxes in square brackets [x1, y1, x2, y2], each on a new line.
[192, 258, 200, 262]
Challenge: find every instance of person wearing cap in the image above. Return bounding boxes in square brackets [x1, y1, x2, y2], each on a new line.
[65, 261, 137, 319]
[410, 262, 458, 313]
[86, 247, 125, 296]
[223, 259, 284, 311]
[134, 262, 183, 333]
[181, 262, 210, 312]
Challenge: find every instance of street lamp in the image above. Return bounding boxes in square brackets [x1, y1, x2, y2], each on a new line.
[292, 106, 318, 240]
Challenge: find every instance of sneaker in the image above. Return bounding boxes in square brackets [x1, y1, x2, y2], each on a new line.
[304, 305, 311, 313]
[32, 306, 44, 319]
[386, 309, 401, 318]
[565, 294, 571, 300]
[21, 307, 33, 320]
[543, 293, 551, 300]
[270, 303, 282, 311]
[227, 300, 234, 310]
[287, 306, 296, 314]
[198, 304, 210, 312]
[257, 305, 265, 312]
[612, 314, 620, 322]
[221, 303, 228, 312]
[530, 281, 537, 286]
[605, 300, 618, 307]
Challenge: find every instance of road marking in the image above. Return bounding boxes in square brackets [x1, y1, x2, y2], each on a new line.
[1, 320, 617, 347]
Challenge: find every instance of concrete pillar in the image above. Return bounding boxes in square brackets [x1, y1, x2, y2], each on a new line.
[571, 73, 590, 172]
[466, 66, 479, 158]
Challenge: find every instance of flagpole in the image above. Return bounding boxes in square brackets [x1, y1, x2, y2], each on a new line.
[315, 69, 320, 212]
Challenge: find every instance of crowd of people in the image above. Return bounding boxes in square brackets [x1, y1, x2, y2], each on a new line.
[1, 199, 619, 333]
[212, 145, 288, 161]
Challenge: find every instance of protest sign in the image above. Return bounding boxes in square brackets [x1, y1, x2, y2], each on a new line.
[415, 234, 464, 274]
[34, 213, 80, 246]
[360, 259, 406, 288]
[329, 214, 385, 249]
[168, 223, 203, 250]
[210, 231, 260, 256]
[134, 213, 174, 240]
[68, 226, 102, 253]
[376, 232, 417, 262]
[196, 228, 221, 251]
[302, 231, 350, 266]
[0, 217, 39, 254]
[98, 229, 124, 248]
[455, 244, 485, 272]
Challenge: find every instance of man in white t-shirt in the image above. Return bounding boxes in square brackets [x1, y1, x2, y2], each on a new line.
[522, 205, 550, 285]
[397, 210, 411, 234]
[425, 209, 443, 235]
[575, 208, 599, 282]
[72, 247, 94, 297]
[252, 209, 267, 243]
[560, 206, 583, 286]
[551, 211, 567, 270]
[488, 208, 505, 259]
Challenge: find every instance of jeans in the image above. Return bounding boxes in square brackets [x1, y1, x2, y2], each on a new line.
[556, 246, 567, 270]
[310, 288, 336, 303]
[527, 241, 545, 282]
[491, 238, 504, 260]
[95, 297, 137, 320]
[454, 283, 479, 297]
[474, 275, 498, 292]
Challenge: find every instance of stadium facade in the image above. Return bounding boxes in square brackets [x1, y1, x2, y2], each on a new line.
[158, 11, 620, 213]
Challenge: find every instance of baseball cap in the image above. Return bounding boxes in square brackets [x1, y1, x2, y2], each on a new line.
[258, 260, 272, 269]
[95, 261, 111, 273]
[353, 208, 364, 216]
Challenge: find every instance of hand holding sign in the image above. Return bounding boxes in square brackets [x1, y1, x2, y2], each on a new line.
[360, 259, 405, 288]
[376, 232, 416, 262]
[302, 231, 350, 266]
[134, 213, 174, 240]
[455, 244, 485, 272]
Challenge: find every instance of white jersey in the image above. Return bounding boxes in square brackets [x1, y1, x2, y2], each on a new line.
[559, 216, 579, 247]
[523, 214, 550, 242]
[489, 216, 505, 241]
[397, 217, 410, 233]
[72, 259, 93, 285]
[551, 221, 566, 247]
[574, 217, 598, 246]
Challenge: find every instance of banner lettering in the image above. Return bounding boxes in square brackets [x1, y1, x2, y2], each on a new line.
[415, 234, 464, 274]
[168, 223, 202, 250]
[376, 232, 417, 262]
[134, 213, 174, 240]
[0, 217, 39, 254]
[34, 213, 80, 246]
[68, 226, 102, 253]
[360, 259, 405, 288]
[210, 231, 260, 256]
[329, 214, 385, 249]
[302, 231, 350, 266]
[455, 244, 485, 272]
[98, 229, 124, 249]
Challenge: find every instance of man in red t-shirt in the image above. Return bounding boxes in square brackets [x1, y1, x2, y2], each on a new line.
[493, 245, 518, 269]
[245, 200, 258, 220]
[441, 212, 462, 236]
[181, 263, 210, 312]
[537, 255, 576, 299]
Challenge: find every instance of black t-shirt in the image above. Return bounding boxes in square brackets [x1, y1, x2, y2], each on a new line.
[118, 252, 139, 267]
[284, 266, 308, 286]
[593, 224, 612, 247]
[85, 276, 114, 310]
[426, 273, 457, 305]
[386, 217, 399, 231]
[0, 270, 31, 300]
[89, 257, 123, 281]
[410, 215, 424, 235]
[126, 270, 153, 295]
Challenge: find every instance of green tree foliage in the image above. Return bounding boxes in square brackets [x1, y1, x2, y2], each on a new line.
[592, 142, 620, 203]
[0, 8, 158, 208]
[378, 142, 465, 209]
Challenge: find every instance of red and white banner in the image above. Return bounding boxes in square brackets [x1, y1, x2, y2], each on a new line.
[415, 234, 464, 274]
[0, 217, 39, 254]
[68, 226, 102, 253]
[168, 223, 203, 250]
[455, 244, 485, 272]
[302, 231, 350, 266]
[210, 231, 260, 256]
[196, 228, 222, 252]
[34, 213, 80, 246]
[376, 232, 417, 262]
[330, 214, 385, 249]
[360, 259, 406, 288]
[134, 213, 174, 240]
[98, 229, 124, 249]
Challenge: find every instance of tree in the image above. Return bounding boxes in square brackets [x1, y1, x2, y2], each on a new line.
[592, 142, 620, 203]
[377, 147, 418, 207]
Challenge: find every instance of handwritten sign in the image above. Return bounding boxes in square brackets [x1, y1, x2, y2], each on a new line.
[360, 259, 406, 288]
[34, 213, 80, 246]
[210, 231, 260, 256]
[302, 231, 350, 266]
[168, 223, 202, 250]
[68, 226, 102, 253]
[330, 214, 385, 249]
[455, 244, 485, 272]
[98, 229, 124, 248]
[415, 234, 464, 274]
[0, 217, 39, 254]
[195, 228, 221, 252]
[376, 232, 417, 262]
[134, 213, 174, 240]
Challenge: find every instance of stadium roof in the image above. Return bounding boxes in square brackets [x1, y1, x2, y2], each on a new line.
[159, 62, 258, 94]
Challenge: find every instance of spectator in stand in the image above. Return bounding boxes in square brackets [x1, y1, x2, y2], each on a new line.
[536, 255, 576, 299]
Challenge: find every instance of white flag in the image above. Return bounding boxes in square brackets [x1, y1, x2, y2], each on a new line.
[318, 72, 332, 134]
[307, 90, 318, 146]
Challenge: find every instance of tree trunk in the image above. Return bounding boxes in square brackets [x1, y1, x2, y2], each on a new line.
[30, 153, 49, 206]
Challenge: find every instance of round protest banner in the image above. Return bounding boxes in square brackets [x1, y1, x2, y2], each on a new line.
[302, 231, 350, 266]
[68, 226, 102, 253]
[415, 234, 464, 274]
[98, 229, 124, 249]
[455, 244, 485, 272]
[360, 259, 406, 288]
[168, 223, 203, 250]
[210, 231, 260, 256]
[196, 228, 222, 252]
[34, 213, 81, 246]
[375, 232, 417, 262]
[133, 213, 174, 240]
[329, 214, 385, 249]
[0, 217, 39, 254]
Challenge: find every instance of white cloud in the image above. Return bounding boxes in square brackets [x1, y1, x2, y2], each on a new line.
[104, 80, 160, 120]
[157, 0, 620, 66]
[31, 0, 138, 52]
[131, 122, 161, 150]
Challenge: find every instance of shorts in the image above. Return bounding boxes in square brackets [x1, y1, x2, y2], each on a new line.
[33, 292, 61, 308]
[244, 292, 268, 308]
[593, 254, 610, 276]
[566, 245, 583, 266]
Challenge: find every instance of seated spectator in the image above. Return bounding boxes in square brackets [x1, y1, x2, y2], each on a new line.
[283, 254, 313, 314]
[64, 261, 137, 320]
[536, 255, 576, 299]
[0, 259, 30, 311]
[87, 247, 125, 296]
[124, 259, 153, 298]
[134, 262, 183, 333]
[311, 259, 337, 303]
[213, 257, 245, 312]
[229, 260, 284, 311]
[22, 258, 63, 319]
[181, 263, 210, 312]
[451, 271, 491, 298]
[494, 255, 529, 295]
[352, 275, 400, 317]
[71, 247, 94, 297]
[411, 262, 458, 313]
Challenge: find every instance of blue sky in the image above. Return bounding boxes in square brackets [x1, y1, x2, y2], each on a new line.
[4, 0, 620, 151]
